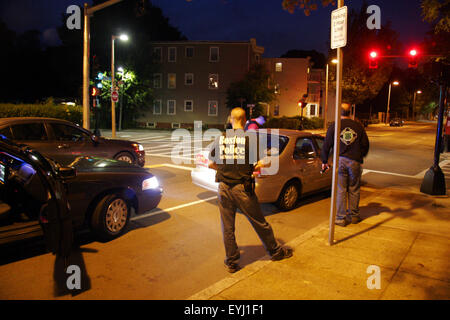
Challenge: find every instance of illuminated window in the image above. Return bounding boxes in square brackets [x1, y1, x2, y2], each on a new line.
[167, 100, 176, 115]
[275, 62, 282, 72]
[208, 74, 219, 89]
[168, 73, 176, 89]
[274, 83, 280, 94]
[208, 101, 218, 116]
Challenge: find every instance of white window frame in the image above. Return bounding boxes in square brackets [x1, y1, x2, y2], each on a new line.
[209, 47, 219, 62]
[167, 100, 176, 115]
[153, 47, 162, 62]
[168, 47, 177, 62]
[153, 73, 162, 89]
[168, 73, 176, 89]
[208, 73, 219, 89]
[185, 46, 194, 58]
[184, 100, 194, 112]
[153, 99, 162, 115]
[185, 73, 194, 86]
[208, 100, 218, 116]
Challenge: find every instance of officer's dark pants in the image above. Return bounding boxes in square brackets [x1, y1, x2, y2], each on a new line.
[218, 182, 280, 266]
[337, 157, 362, 221]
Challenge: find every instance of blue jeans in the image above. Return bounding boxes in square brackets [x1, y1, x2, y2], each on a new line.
[337, 157, 362, 221]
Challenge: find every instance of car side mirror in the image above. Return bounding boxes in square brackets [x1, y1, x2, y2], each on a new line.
[91, 135, 99, 144]
[58, 167, 76, 179]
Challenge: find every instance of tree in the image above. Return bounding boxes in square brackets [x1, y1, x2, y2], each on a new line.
[226, 64, 276, 118]
[281, 0, 335, 15]
[421, 0, 450, 33]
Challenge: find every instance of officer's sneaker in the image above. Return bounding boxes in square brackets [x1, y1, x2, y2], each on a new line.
[350, 216, 362, 224]
[335, 219, 349, 227]
[224, 262, 240, 273]
[271, 247, 293, 261]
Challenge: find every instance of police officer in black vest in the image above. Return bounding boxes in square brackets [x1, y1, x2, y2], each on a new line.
[208, 107, 292, 273]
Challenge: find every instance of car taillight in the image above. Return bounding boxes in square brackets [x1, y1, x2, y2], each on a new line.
[132, 143, 144, 153]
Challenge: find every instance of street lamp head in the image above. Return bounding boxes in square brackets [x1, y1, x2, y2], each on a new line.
[119, 34, 129, 41]
[392, 81, 400, 86]
[417, 90, 422, 94]
[331, 59, 339, 64]
[117, 67, 124, 73]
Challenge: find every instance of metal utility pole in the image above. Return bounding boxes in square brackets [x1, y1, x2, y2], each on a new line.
[324, 63, 329, 130]
[328, 0, 347, 246]
[82, 0, 124, 130]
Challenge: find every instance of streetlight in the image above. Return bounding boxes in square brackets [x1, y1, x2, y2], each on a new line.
[324, 58, 339, 129]
[412, 90, 422, 120]
[386, 81, 399, 124]
[111, 34, 128, 138]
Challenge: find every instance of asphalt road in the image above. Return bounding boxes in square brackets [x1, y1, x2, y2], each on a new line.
[0, 122, 448, 299]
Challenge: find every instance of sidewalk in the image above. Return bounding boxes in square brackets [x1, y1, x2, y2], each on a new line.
[189, 181, 450, 300]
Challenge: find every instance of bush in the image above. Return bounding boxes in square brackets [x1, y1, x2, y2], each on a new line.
[0, 103, 83, 124]
[264, 116, 324, 130]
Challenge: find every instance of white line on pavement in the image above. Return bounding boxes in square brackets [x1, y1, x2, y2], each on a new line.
[131, 196, 218, 221]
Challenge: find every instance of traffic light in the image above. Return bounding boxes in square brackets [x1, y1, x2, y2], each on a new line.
[408, 49, 418, 68]
[369, 50, 378, 69]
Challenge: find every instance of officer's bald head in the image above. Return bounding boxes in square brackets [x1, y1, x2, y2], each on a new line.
[230, 107, 247, 129]
[341, 103, 351, 117]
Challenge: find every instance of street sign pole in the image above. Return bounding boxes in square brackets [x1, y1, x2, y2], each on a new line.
[329, 0, 347, 246]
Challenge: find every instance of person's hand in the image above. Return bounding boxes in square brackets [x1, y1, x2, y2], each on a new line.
[321, 163, 329, 171]
[208, 160, 218, 171]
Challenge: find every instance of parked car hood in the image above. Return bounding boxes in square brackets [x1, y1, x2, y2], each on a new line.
[68, 156, 147, 173]
[99, 137, 140, 147]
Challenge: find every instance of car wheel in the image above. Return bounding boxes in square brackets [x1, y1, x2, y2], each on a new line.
[276, 181, 300, 211]
[91, 194, 130, 241]
[115, 152, 135, 164]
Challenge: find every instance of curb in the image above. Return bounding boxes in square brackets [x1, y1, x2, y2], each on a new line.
[187, 223, 329, 300]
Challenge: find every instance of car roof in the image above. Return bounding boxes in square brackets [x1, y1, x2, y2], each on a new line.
[259, 128, 316, 137]
[0, 117, 80, 124]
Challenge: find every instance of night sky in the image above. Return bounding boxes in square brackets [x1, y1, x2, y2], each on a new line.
[0, 0, 431, 57]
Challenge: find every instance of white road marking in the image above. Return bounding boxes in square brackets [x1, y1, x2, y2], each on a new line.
[147, 153, 195, 161]
[131, 196, 218, 221]
[145, 163, 194, 171]
[362, 159, 450, 179]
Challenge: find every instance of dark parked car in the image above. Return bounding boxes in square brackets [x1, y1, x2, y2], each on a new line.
[0, 137, 162, 246]
[0, 117, 145, 167]
[389, 118, 404, 127]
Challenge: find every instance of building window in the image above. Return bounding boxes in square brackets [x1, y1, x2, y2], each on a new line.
[153, 47, 162, 62]
[184, 100, 193, 112]
[185, 73, 194, 85]
[309, 104, 316, 117]
[208, 100, 218, 116]
[167, 100, 176, 115]
[153, 73, 162, 88]
[168, 73, 176, 89]
[255, 54, 260, 64]
[208, 74, 219, 89]
[274, 83, 280, 94]
[274, 105, 280, 116]
[168, 47, 176, 62]
[275, 62, 282, 72]
[209, 47, 219, 62]
[153, 99, 162, 115]
[185, 47, 194, 58]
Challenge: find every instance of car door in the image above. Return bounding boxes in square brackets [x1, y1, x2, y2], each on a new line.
[313, 136, 333, 189]
[292, 137, 323, 193]
[8, 122, 55, 156]
[46, 122, 99, 166]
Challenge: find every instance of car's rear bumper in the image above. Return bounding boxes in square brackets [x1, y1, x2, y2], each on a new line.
[136, 151, 145, 167]
[136, 188, 163, 214]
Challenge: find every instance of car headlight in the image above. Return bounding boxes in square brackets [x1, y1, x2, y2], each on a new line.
[142, 176, 159, 190]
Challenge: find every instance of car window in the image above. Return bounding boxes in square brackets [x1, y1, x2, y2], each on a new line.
[314, 136, 324, 151]
[256, 133, 289, 156]
[295, 138, 317, 158]
[50, 123, 90, 142]
[10, 123, 48, 141]
[0, 127, 13, 139]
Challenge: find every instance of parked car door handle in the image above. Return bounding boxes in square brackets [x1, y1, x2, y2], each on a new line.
[58, 144, 70, 149]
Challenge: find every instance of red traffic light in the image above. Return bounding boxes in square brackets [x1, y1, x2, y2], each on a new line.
[369, 50, 379, 69]
[408, 48, 418, 68]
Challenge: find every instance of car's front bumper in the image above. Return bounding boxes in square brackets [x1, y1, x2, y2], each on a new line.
[136, 187, 163, 214]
